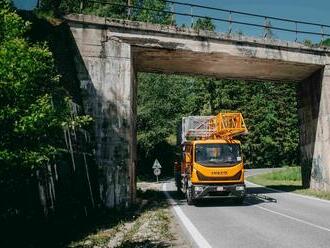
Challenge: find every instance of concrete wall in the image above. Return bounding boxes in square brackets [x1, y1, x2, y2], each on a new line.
[299, 66, 330, 191]
[71, 23, 136, 207]
[298, 70, 322, 188]
[66, 14, 330, 207]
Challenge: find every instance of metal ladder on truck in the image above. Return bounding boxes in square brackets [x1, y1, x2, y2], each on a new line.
[181, 112, 248, 143]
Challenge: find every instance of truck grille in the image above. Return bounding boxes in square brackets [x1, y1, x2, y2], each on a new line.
[197, 171, 242, 181]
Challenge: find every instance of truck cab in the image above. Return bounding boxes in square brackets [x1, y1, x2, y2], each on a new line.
[182, 139, 245, 204]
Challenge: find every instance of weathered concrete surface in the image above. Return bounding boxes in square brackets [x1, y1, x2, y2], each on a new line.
[312, 65, 330, 190]
[298, 70, 322, 188]
[71, 25, 136, 207]
[299, 66, 330, 190]
[65, 14, 330, 206]
[65, 14, 330, 82]
[298, 66, 330, 191]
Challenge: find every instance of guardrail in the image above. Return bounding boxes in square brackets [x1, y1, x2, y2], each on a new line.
[78, 0, 330, 44]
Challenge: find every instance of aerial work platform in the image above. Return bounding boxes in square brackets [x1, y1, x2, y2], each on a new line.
[181, 113, 248, 143]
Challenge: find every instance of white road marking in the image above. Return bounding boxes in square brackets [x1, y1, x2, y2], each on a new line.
[255, 204, 330, 233]
[163, 179, 330, 247]
[162, 183, 212, 248]
[247, 181, 330, 232]
[246, 180, 330, 204]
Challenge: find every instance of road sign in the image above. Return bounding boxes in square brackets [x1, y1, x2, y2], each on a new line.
[153, 159, 162, 182]
[152, 159, 162, 169]
[153, 168, 161, 176]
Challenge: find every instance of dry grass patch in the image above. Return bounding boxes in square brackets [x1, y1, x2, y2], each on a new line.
[68, 182, 181, 248]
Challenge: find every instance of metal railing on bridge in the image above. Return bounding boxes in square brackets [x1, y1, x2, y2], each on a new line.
[78, 0, 330, 45]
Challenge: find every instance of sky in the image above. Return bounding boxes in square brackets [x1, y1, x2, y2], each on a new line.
[13, 0, 38, 10]
[12, 0, 330, 43]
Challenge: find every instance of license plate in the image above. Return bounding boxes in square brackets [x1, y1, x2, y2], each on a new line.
[217, 186, 224, 191]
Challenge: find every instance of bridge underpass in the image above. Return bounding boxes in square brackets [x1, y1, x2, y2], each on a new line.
[64, 14, 330, 207]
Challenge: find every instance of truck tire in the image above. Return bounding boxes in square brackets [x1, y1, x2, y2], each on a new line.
[186, 187, 195, 205]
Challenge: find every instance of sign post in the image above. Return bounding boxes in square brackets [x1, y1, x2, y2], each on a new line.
[152, 159, 162, 183]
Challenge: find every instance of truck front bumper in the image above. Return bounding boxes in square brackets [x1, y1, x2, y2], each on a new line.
[191, 184, 246, 199]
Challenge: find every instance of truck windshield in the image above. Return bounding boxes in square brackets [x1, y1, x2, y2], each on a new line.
[195, 143, 241, 166]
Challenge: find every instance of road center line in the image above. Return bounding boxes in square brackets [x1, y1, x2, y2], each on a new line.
[162, 183, 212, 248]
[254, 204, 330, 233]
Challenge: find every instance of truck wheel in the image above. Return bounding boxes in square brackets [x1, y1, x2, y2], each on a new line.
[186, 187, 195, 205]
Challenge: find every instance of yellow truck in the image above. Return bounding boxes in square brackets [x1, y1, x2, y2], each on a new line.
[175, 113, 248, 205]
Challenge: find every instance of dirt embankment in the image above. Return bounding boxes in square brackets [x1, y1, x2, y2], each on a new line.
[69, 181, 190, 248]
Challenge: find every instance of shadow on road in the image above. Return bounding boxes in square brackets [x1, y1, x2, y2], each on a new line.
[162, 182, 278, 208]
[190, 194, 277, 208]
[247, 185, 302, 194]
[249, 185, 302, 193]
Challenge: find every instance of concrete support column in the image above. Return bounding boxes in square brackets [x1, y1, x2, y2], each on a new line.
[299, 65, 330, 190]
[71, 25, 136, 207]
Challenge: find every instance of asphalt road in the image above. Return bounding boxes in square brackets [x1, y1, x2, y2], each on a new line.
[163, 169, 330, 248]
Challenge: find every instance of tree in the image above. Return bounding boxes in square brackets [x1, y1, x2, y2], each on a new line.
[40, 0, 172, 24]
[132, 0, 172, 24]
[193, 17, 216, 31]
[320, 38, 330, 47]
[303, 39, 313, 47]
[0, 2, 90, 198]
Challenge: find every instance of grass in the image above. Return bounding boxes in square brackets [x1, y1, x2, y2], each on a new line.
[248, 166, 330, 201]
[258, 166, 302, 181]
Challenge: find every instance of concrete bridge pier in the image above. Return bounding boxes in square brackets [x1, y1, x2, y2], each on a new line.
[71, 26, 136, 207]
[299, 65, 330, 190]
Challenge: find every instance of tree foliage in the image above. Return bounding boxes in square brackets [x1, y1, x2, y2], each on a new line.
[40, 0, 172, 24]
[138, 74, 299, 175]
[0, 2, 90, 173]
[193, 17, 216, 31]
[320, 38, 330, 47]
[137, 74, 192, 151]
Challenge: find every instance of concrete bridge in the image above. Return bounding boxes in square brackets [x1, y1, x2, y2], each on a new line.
[64, 14, 330, 207]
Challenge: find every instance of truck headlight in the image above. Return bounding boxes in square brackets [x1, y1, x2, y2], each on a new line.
[236, 185, 245, 191]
